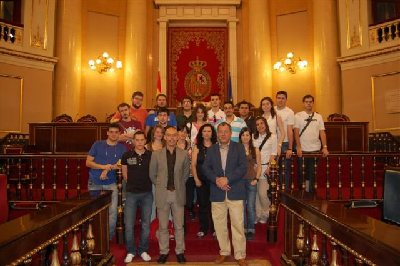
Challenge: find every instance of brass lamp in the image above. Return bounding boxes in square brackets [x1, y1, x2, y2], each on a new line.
[88, 52, 122, 73]
[273, 52, 307, 74]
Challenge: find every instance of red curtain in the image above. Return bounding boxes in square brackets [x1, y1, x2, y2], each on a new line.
[167, 27, 228, 106]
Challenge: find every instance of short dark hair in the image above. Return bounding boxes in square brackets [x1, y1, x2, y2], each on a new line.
[132, 91, 144, 98]
[210, 93, 221, 98]
[157, 107, 169, 115]
[156, 94, 167, 100]
[133, 130, 145, 138]
[223, 101, 234, 108]
[237, 100, 253, 109]
[108, 123, 120, 131]
[117, 102, 130, 111]
[276, 91, 288, 98]
[302, 94, 314, 102]
[181, 96, 193, 104]
[217, 122, 232, 132]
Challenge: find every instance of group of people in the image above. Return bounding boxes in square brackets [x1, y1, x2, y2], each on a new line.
[85, 90, 329, 265]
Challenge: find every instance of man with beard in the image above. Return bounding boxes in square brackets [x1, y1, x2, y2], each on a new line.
[117, 102, 142, 150]
[111, 91, 148, 128]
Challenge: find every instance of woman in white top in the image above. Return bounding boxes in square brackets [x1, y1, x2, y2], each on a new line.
[252, 116, 277, 223]
[259, 97, 285, 156]
[187, 104, 208, 145]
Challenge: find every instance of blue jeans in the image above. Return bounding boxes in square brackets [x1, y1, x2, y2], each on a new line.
[124, 191, 153, 254]
[88, 181, 118, 238]
[297, 153, 319, 192]
[244, 179, 257, 233]
[279, 142, 292, 189]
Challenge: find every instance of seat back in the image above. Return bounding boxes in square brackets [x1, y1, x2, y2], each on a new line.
[77, 114, 97, 123]
[52, 114, 73, 123]
[327, 113, 350, 122]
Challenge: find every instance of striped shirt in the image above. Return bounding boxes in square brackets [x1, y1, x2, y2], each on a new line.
[217, 115, 247, 142]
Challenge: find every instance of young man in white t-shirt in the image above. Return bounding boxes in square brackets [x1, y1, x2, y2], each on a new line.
[294, 95, 329, 192]
[207, 93, 226, 126]
[275, 91, 295, 189]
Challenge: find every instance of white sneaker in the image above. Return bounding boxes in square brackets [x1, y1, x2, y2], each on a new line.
[124, 253, 135, 263]
[141, 252, 152, 262]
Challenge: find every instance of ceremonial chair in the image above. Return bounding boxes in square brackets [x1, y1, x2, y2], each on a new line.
[77, 114, 97, 123]
[52, 114, 73, 123]
[327, 113, 350, 122]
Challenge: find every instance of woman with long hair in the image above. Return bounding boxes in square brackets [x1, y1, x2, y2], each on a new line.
[146, 124, 165, 152]
[187, 104, 208, 145]
[253, 116, 277, 224]
[239, 127, 261, 240]
[146, 124, 165, 222]
[191, 124, 218, 237]
[259, 97, 285, 156]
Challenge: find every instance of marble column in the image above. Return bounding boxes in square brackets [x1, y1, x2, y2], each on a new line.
[313, 0, 341, 118]
[54, 0, 82, 119]
[124, 0, 147, 101]
[248, 0, 272, 105]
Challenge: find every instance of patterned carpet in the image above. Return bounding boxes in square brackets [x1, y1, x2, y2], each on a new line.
[128, 259, 271, 266]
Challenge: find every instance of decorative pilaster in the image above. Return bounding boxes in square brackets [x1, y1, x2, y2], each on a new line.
[124, 0, 148, 100]
[313, 0, 341, 118]
[248, 0, 272, 104]
[54, 0, 82, 118]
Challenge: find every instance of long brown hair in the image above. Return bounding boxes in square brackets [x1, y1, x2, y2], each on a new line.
[253, 116, 272, 140]
[239, 127, 256, 159]
[259, 97, 276, 118]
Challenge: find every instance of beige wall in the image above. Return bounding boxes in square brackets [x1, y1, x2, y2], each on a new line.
[342, 60, 400, 135]
[0, 63, 53, 136]
[269, 0, 315, 113]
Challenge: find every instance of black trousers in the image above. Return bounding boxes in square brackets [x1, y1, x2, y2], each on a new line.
[196, 181, 214, 233]
[185, 176, 196, 210]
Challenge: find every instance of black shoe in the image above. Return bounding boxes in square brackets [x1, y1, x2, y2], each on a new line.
[176, 253, 186, 264]
[246, 232, 254, 240]
[157, 254, 168, 264]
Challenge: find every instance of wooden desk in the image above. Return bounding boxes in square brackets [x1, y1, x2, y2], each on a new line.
[281, 191, 400, 265]
[325, 121, 369, 153]
[29, 123, 110, 154]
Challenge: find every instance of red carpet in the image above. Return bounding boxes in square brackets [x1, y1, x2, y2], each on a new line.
[110, 209, 285, 266]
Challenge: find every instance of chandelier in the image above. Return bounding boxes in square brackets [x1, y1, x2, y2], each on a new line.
[273, 52, 307, 74]
[88, 52, 122, 73]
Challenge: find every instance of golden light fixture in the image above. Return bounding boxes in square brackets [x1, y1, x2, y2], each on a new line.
[88, 52, 122, 73]
[273, 52, 308, 74]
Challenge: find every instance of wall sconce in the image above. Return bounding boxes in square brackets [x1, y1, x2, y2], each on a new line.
[88, 52, 122, 73]
[273, 52, 307, 74]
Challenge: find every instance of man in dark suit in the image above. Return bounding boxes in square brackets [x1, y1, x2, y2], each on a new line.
[149, 126, 190, 264]
[202, 122, 248, 266]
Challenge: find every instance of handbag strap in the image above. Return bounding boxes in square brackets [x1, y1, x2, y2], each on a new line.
[299, 112, 314, 137]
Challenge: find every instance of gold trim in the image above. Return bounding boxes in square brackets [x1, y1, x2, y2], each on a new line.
[371, 71, 400, 132]
[30, 0, 49, 50]
[346, 0, 362, 49]
[281, 203, 376, 266]
[0, 74, 23, 133]
[9, 203, 111, 266]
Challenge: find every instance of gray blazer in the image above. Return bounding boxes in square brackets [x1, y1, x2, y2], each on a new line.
[149, 147, 190, 208]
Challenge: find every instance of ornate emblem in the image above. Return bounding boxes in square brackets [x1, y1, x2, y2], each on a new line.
[184, 57, 212, 101]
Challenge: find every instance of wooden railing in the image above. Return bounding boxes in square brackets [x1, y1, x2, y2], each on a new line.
[0, 154, 126, 244]
[0, 191, 113, 265]
[280, 191, 400, 266]
[277, 153, 400, 200]
[369, 132, 400, 153]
